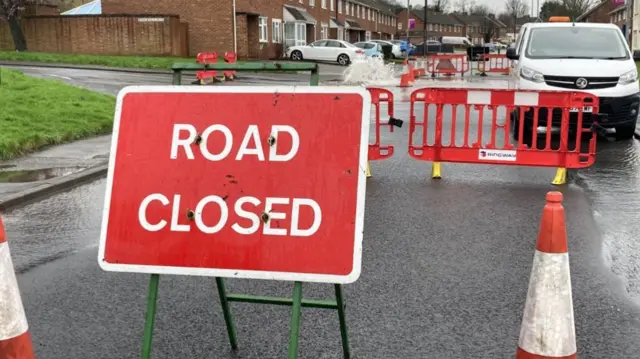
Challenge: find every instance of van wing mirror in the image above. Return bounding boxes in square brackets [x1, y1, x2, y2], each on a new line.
[506, 47, 518, 60]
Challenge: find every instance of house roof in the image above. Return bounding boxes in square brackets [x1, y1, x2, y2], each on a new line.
[283, 5, 316, 24]
[61, 0, 101, 15]
[346, 19, 363, 29]
[362, 0, 396, 16]
[410, 10, 463, 26]
[452, 14, 505, 28]
[609, 4, 626, 15]
[577, 0, 609, 21]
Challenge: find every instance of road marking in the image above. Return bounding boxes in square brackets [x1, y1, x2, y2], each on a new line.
[48, 74, 72, 81]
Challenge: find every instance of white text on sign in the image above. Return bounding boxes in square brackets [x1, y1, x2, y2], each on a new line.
[135, 123, 323, 237]
[138, 194, 322, 236]
[170, 124, 300, 161]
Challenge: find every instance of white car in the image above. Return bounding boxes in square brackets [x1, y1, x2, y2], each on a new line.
[286, 39, 364, 66]
[370, 40, 403, 58]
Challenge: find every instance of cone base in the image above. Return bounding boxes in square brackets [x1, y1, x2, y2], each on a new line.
[0, 331, 35, 359]
[516, 347, 576, 359]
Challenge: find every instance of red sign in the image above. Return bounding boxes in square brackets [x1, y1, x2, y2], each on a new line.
[99, 86, 371, 284]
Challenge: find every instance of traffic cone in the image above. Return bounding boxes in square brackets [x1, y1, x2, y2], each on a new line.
[0, 216, 35, 359]
[516, 191, 577, 359]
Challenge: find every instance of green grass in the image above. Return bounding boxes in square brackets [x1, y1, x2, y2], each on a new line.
[0, 51, 195, 70]
[0, 68, 116, 160]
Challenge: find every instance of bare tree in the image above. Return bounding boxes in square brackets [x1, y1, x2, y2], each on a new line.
[469, 4, 490, 16]
[561, 0, 595, 19]
[430, 0, 450, 13]
[0, 0, 71, 51]
[455, 0, 474, 14]
[504, 0, 529, 35]
[0, 0, 28, 51]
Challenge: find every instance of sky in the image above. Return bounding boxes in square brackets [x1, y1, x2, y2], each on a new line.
[404, 0, 547, 16]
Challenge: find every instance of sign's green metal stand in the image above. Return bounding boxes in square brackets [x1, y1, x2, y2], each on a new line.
[139, 61, 350, 359]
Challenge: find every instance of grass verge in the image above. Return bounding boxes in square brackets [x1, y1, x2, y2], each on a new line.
[0, 68, 115, 160]
[0, 51, 195, 70]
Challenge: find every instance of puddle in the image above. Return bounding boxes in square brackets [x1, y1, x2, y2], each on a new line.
[0, 164, 16, 170]
[0, 167, 84, 183]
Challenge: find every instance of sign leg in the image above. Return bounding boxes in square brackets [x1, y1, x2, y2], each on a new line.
[287, 281, 303, 359]
[215, 277, 238, 350]
[141, 274, 160, 359]
[334, 284, 351, 359]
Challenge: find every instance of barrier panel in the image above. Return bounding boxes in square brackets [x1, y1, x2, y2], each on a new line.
[427, 54, 469, 78]
[408, 87, 599, 184]
[477, 54, 510, 76]
[223, 52, 237, 80]
[409, 57, 426, 77]
[366, 88, 403, 177]
[195, 52, 220, 84]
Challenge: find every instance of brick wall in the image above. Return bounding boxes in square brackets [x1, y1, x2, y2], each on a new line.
[102, 0, 233, 56]
[0, 15, 187, 56]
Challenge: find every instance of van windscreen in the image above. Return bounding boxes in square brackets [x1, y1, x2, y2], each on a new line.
[525, 27, 629, 59]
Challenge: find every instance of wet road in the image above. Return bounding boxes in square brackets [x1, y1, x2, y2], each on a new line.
[2, 67, 640, 358]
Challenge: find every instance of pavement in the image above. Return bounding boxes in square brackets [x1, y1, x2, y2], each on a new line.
[2, 65, 640, 358]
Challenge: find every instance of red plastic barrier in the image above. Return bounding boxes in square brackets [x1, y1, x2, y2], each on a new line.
[367, 88, 398, 161]
[477, 54, 510, 75]
[196, 52, 218, 82]
[224, 52, 237, 80]
[408, 88, 598, 171]
[427, 54, 469, 77]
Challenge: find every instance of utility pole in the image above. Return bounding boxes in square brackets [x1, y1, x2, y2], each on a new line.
[626, 0, 633, 48]
[423, 0, 428, 56]
[406, 0, 410, 61]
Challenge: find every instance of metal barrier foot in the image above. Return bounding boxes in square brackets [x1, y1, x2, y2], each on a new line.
[431, 162, 442, 179]
[552, 168, 567, 185]
[366, 162, 372, 178]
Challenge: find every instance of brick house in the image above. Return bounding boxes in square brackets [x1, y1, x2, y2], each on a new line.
[102, 0, 397, 59]
[450, 13, 506, 45]
[395, 9, 463, 44]
[576, 0, 612, 23]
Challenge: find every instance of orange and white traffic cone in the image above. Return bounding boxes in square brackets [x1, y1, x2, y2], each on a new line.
[516, 191, 577, 359]
[0, 216, 35, 359]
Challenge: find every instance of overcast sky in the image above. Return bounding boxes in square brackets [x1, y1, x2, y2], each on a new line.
[404, 0, 545, 16]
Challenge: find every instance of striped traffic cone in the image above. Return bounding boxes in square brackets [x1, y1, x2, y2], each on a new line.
[0, 216, 35, 359]
[516, 191, 577, 359]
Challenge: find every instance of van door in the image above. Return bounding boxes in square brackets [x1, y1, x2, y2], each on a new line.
[511, 25, 528, 76]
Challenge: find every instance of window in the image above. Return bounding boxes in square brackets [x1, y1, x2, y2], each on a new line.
[322, 0, 326, 8]
[321, 23, 328, 39]
[338, 0, 342, 13]
[330, 0, 334, 11]
[525, 27, 629, 59]
[346, 2, 350, 15]
[365, 31, 371, 41]
[309, 0, 314, 6]
[272, 19, 282, 43]
[259, 17, 268, 43]
[326, 40, 345, 47]
[361, 6, 364, 18]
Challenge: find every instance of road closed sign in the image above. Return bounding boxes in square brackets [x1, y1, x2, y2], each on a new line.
[99, 86, 371, 284]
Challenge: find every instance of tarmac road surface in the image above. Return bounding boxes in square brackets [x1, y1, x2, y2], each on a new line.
[2, 66, 640, 358]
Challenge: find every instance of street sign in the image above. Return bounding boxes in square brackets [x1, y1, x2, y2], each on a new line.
[99, 86, 371, 284]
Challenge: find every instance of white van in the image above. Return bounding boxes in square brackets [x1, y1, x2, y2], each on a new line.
[506, 19, 639, 140]
[440, 36, 472, 46]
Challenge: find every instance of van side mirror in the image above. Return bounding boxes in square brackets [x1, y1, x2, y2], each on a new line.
[506, 47, 518, 60]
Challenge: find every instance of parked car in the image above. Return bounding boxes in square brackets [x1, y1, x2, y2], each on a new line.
[286, 39, 364, 66]
[370, 40, 403, 58]
[353, 41, 383, 58]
